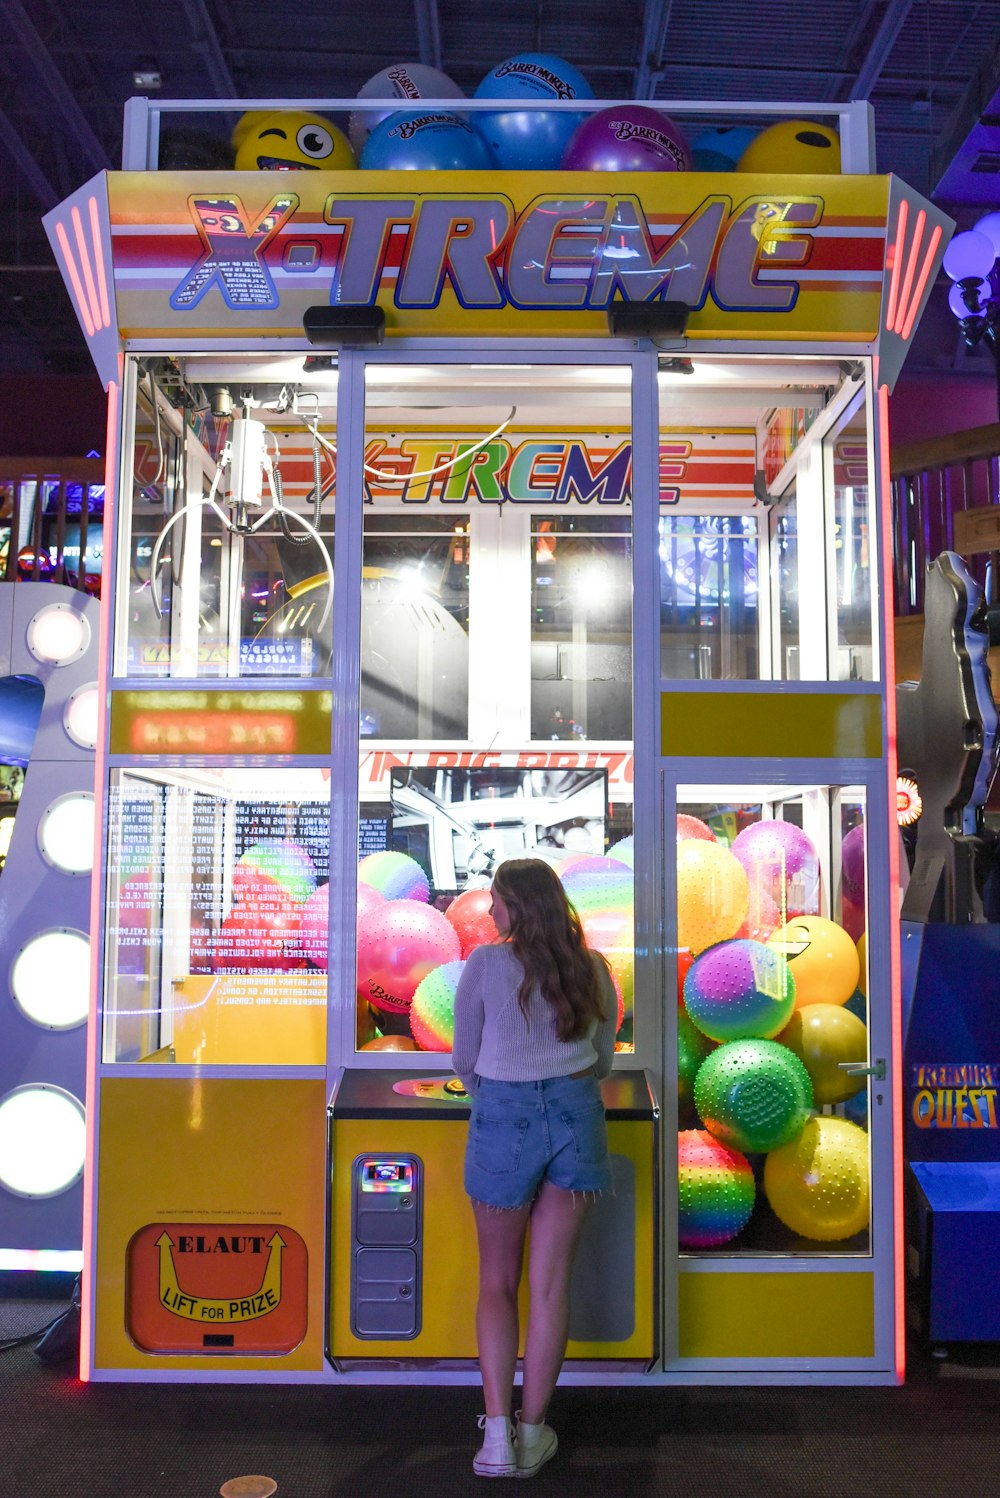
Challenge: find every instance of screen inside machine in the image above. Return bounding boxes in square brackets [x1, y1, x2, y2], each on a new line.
[389, 766, 608, 897]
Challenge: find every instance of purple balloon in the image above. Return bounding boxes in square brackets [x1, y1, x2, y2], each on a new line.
[561, 105, 689, 172]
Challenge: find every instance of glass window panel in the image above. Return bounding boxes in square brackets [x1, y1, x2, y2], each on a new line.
[659, 516, 759, 679]
[676, 785, 871, 1257]
[829, 403, 875, 682]
[104, 767, 330, 1065]
[772, 488, 800, 680]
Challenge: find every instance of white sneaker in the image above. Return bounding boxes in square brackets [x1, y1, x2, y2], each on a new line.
[474, 1414, 517, 1477]
[514, 1420, 558, 1477]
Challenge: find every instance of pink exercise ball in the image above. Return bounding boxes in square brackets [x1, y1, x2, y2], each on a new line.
[357, 898, 461, 1014]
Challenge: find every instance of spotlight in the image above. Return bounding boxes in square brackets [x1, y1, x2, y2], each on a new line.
[303, 306, 386, 348]
[607, 301, 690, 344]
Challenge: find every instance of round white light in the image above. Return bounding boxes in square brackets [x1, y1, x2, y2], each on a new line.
[64, 683, 100, 748]
[38, 794, 95, 874]
[11, 930, 90, 1029]
[0, 1086, 86, 1197]
[26, 604, 90, 666]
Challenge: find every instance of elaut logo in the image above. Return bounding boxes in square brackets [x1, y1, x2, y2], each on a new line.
[126, 1222, 308, 1354]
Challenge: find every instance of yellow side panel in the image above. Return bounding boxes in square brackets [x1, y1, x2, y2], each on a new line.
[170, 975, 326, 1066]
[95, 1078, 328, 1372]
[677, 1271, 875, 1359]
[661, 690, 883, 760]
[330, 1117, 654, 1361]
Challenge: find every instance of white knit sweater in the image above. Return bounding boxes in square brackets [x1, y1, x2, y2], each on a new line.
[451, 942, 617, 1096]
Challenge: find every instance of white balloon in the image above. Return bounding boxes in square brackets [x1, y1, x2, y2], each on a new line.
[350, 63, 465, 154]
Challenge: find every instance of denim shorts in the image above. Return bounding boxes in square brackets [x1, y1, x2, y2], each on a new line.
[464, 1073, 611, 1209]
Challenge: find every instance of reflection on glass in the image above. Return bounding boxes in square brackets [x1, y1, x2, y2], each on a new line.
[531, 517, 632, 741]
[361, 517, 470, 739]
[104, 768, 331, 1065]
[659, 515, 758, 679]
[676, 788, 870, 1256]
[121, 362, 336, 679]
[773, 488, 800, 680]
[831, 407, 873, 681]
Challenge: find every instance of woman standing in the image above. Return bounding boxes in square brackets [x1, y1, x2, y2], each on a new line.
[452, 858, 618, 1478]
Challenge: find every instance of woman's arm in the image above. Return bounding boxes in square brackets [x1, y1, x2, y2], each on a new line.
[451, 950, 486, 1095]
[592, 956, 618, 1079]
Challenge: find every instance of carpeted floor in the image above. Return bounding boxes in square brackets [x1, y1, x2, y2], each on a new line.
[1, 1297, 997, 1498]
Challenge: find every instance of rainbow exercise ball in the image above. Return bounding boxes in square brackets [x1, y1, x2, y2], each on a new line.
[684, 938, 795, 1043]
[358, 849, 429, 902]
[359, 111, 493, 170]
[357, 898, 460, 1014]
[764, 1116, 869, 1241]
[678, 1129, 755, 1248]
[234, 111, 356, 171]
[561, 105, 688, 172]
[235, 840, 316, 905]
[410, 959, 465, 1051]
[737, 120, 841, 175]
[474, 53, 594, 170]
[607, 834, 634, 867]
[350, 62, 465, 155]
[856, 932, 867, 998]
[444, 886, 498, 957]
[676, 840, 749, 957]
[678, 1010, 715, 1123]
[690, 124, 757, 171]
[694, 1038, 813, 1154]
[731, 819, 820, 916]
[767, 915, 860, 1008]
[777, 1003, 868, 1106]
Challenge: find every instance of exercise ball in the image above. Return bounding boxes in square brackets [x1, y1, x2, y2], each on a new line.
[763, 1116, 869, 1241]
[694, 1038, 814, 1154]
[737, 119, 841, 175]
[676, 840, 749, 956]
[474, 53, 594, 170]
[777, 1003, 868, 1105]
[360, 1034, 418, 1052]
[357, 898, 460, 1014]
[677, 813, 715, 842]
[358, 849, 429, 902]
[607, 834, 634, 867]
[678, 1129, 755, 1248]
[359, 111, 492, 170]
[856, 932, 867, 997]
[350, 62, 465, 154]
[561, 105, 688, 171]
[732, 819, 820, 916]
[690, 124, 756, 171]
[678, 1010, 715, 1122]
[684, 939, 795, 1043]
[767, 915, 860, 1008]
[444, 886, 498, 957]
[735, 884, 781, 943]
[410, 959, 465, 1050]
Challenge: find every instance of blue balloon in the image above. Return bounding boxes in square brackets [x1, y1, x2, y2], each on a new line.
[690, 125, 757, 172]
[359, 110, 493, 170]
[474, 52, 594, 170]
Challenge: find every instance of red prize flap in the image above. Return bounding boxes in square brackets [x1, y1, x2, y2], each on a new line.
[125, 1222, 308, 1355]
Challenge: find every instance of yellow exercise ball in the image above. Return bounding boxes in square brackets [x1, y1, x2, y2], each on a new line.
[677, 840, 749, 957]
[231, 110, 271, 151]
[767, 915, 860, 1008]
[737, 120, 841, 175]
[764, 1116, 869, 1241]
[777, 1003, 868, 1105]
[856, 931, 867, 997]
[234, 111, 356, 171]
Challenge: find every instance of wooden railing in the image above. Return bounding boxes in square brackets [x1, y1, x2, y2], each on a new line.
[0, 458, 104, 592]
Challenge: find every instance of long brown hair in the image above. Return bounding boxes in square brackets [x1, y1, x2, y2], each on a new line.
[491, 858, 608, 1041]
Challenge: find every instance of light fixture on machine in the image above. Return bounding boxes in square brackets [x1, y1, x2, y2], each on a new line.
[148, 392, 334, 631]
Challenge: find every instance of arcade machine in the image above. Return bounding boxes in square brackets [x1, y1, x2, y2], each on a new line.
[898, 552, 1000, 1350]
[43, 69, 952, 1384]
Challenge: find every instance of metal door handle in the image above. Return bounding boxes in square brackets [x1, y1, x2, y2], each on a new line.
[838, 1057, 886, 1080]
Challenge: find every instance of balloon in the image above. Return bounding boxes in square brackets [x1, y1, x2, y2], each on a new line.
[357, 899, 461, 1014]
[764, 1116, 869, 1242]
[737, 120, 841, 175]
[778, 1003, 868, 1105]
[360, 111, 492, 169]
[473, 53, 594, 170]
[561, 105, 688, 171]
[676, 840, 749, 956]
[350, 63, 465, 155]
[234, 111, 355, 171]
[767, 915, 860, 1008]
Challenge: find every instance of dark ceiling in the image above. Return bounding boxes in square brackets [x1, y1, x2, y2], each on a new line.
[2, 0, 1000, 377]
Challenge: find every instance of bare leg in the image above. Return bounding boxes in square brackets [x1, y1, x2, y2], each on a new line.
[519, 1183, 591, 1424]
[472, 1199, 531, 1417]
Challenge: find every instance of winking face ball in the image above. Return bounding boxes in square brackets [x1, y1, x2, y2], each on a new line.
[234, 112, 356, 170]
[767, 915, 860, 1008]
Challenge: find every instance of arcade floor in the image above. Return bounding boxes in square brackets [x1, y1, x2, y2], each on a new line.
[2, 1292, 998, 1498]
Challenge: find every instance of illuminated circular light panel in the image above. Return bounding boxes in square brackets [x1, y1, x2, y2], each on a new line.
[0, 1085, 86, 1197]
[897, 776, 922, 827]
[38, 794, 95, 874]
[11, 930, 90, 1029]
[64, 683, 100, 748]
[26, 603, 90, 665]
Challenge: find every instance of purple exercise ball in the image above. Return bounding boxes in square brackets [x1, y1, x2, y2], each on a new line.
[561, 105, 689, 172]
